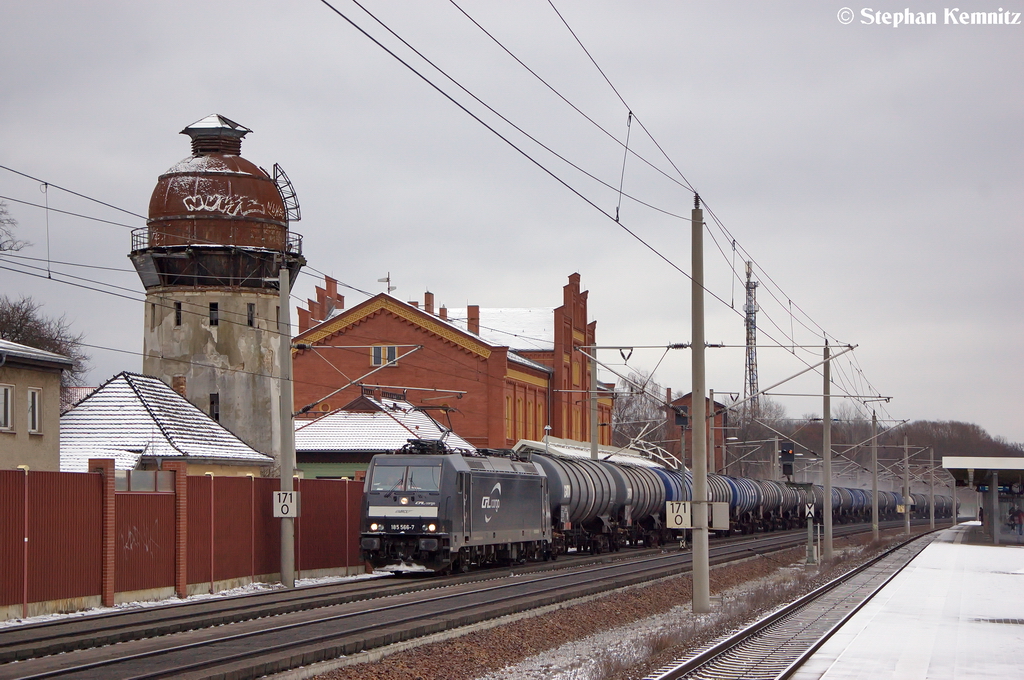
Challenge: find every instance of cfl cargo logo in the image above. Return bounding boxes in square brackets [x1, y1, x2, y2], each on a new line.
[481, 482, 501, 523]
[837, 6, 1021, 26]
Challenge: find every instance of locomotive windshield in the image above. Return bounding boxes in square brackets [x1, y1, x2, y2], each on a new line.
[369, 464, 441, 492]
[407, 466, 441, 491]
[370, 466, 406, 492]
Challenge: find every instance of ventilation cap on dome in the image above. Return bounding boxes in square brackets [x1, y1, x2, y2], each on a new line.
[180, 114, 252, 156]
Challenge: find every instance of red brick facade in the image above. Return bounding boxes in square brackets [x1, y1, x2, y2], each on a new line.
[292, 274, 612, 449]
[664, 393, 728, 472]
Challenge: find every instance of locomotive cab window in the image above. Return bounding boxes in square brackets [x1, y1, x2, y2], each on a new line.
[407, 466, 441, 492]
[370, 466, 406, 492]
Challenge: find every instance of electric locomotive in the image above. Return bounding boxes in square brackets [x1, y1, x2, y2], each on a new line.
[359, 440, 552, 573]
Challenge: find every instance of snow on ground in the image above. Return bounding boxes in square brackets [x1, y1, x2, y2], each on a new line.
[792, 524, 1024, 679]
[475, 564, 809, 680]
[0, 572, 389, 629]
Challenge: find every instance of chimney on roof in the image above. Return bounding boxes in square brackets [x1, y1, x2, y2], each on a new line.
[468, 305, 480, 335]
[409, 301, 419, 309]
[172, 375, 187, 398]
[180, 114, 251, 156]
[424, 291, 435, 315]
[439, 306, 448, 320]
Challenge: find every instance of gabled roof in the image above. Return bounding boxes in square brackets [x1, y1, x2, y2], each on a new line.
[295, 397, 475, 453]
[296, 293, 496, 359]
[0, 338, 75, 368]
[444, 307, 555, 351]
[60, 372, 273, 472]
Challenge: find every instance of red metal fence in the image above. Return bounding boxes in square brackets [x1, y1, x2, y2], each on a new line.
[0, 465, 363, 616]
[0, 470, 103, 612]
[116, 493, 175, 593]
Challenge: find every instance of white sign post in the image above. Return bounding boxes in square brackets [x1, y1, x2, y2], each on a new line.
[710, 502, 730, 531]
[273, 491, 301, 518]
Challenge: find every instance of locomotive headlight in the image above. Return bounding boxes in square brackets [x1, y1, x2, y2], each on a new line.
[400, 497, 409, 505]
[370, 523, 380, 532]
[427, 523, 437, 532]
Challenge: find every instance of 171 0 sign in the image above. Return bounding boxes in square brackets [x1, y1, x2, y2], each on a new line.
[273, 491, 301, 518]
[665, 501, 730, 530]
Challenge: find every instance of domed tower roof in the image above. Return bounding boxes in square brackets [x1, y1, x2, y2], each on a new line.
[130, 116, 304, 291]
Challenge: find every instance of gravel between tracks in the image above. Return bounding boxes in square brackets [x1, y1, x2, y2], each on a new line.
[311, 528, 933, 680]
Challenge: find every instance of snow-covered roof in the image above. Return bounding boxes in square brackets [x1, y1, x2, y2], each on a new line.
[60, 372, 273, 472]
[295, 397, 474, 453]
[444, 308, 555, 351]
[507, 351, 552, 373]
[61, 385, 96, 414]
[181, 113, 251, 134]
[513, 437, 665, 469]
[60, 447, 143, 473]
[0, 338, 74, 367]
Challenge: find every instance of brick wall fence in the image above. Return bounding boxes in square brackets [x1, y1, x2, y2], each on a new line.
[0, 461, 364, 620]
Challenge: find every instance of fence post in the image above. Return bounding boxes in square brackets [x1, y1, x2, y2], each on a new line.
[248, 474, 255, 583]
[16, 466, 29, 618]
[162, 461, 188, 599]
[89, 459, 116, 607]
[205, 472, 214, 594]
[345, 481, 350, 572]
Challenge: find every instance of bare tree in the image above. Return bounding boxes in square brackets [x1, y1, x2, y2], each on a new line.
[0, 201, 28, 252]
[0, 294, 90, 385]
[611, 369, 671, 448]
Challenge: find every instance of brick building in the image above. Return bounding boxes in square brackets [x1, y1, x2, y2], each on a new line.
[291, 274, 612, 449]
[664, 392, 728, 472]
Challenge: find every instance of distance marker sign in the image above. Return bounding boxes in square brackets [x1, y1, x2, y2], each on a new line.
[666, 501, 691, 529]
[273, 491, 301, 518]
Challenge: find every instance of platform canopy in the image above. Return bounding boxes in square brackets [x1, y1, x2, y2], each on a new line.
[943, 456, 1024, 491]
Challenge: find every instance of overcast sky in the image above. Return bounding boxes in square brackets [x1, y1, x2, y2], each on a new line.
[1, 1, 1021, 444]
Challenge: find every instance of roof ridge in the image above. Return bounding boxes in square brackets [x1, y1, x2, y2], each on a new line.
[122, 373, 188, 456]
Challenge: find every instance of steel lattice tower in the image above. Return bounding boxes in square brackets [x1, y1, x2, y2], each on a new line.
[743, 261, 759, 416]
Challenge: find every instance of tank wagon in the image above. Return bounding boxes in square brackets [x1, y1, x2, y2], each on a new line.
[359, 440, 957, 573]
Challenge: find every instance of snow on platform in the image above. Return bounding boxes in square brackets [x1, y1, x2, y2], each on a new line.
[792, 522, 1024, 680]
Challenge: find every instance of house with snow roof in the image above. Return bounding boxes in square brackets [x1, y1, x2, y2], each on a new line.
[60, 372, 273, 475]
[1, 338, 75, 471]
[294, 395, 475, 479]
[291, 273, 613, 450]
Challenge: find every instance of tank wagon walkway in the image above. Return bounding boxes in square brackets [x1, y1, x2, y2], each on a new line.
[792, 522, 1024, 679]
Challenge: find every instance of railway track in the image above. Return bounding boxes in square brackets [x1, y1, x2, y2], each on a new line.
[642, 531, 934, 680]
[0, 520, 937, 680]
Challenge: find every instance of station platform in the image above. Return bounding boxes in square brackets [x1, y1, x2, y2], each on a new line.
[792, 522, 1024, 679]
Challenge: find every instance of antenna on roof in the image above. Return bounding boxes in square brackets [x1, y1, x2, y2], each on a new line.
[377, 272, 397, 293]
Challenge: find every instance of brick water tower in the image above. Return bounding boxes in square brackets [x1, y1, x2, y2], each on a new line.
[130, 114, 305, 461]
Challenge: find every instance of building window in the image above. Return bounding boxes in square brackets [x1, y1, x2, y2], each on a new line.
[371, 345, 397, 366]
[27, 388, 40, 433]
[0, 384, 12, 431]
[209, 393, 220, 422]
[209, 302, 219, 326]
[174, 301, 182, 326]
[516, 398, 523, 440]
[506, 396, 512, 440]
[247, 303, 255, 327]
[150, 302, 157, 330]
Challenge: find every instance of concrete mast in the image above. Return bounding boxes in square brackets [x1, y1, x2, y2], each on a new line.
[691, 195, 710, 613]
